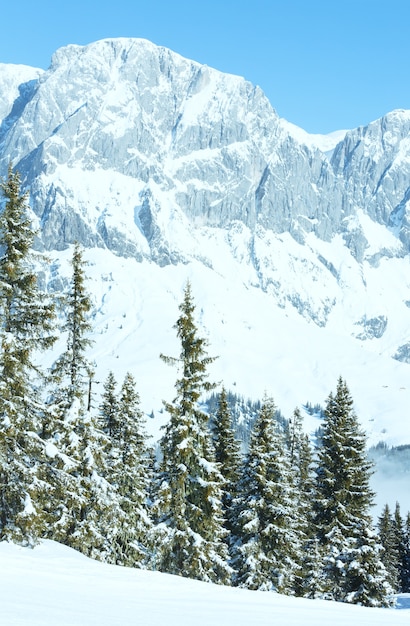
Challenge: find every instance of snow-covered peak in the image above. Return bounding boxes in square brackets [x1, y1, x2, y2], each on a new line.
[280, 118, 347, 153]
[50, 37, 199, 72]
[0, 63, 43, 123]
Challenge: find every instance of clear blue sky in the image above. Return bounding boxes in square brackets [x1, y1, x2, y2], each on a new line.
[1, 0, 409, 134]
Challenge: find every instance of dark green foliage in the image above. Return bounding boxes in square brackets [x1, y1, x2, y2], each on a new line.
[99, 371, 120, 439]
[342, 521, 394, 607]
[405, 512, 410, 592]
[109, 372, 153, 567]
[155, 282, 229, 583]
[314, 377, 393, 606]
[212, 386, 242, 554]
[207, 392, 261, 450]
[41, 392, 122, 563]
[52, 242, 93, 409]
[315, 379, 375, 545]
[287, 407, 317, 596]
[232, 396, 299, 593]
[377, 504, 400, 591]
[212, 387, 242, 484]
[42, 243, 120, 560]
[392, 502, 410, 592]
[296, 538, 326, 599]
[207, 391, 287, 451]
[0, 165, 57, 545]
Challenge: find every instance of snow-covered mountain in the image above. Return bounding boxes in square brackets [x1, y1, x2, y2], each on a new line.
[1, 38, 410, 479]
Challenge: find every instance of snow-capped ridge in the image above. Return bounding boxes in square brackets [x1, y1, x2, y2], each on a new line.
[0, 63, 43, 125]
[281, 118, 348, 153]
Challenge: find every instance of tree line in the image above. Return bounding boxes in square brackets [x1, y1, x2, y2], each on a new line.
[0, 166, 409, 608]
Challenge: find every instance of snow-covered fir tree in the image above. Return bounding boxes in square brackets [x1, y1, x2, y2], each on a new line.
[212, 386, 242, 551]
[286, 407, 318, 597]
[49, 398, 123, 562]
[377, 503, 400, 591]
[314, 377, 393, 607]
[343, 519, 395, 607]
[52, 242, 93, 409]
[296, 538, 326, 599]
[100, 372, 153, 567]
[232, 396, 299, 593]
[392, 502, 410, 592]
[99, 371, 120, 439]
[405, 512, 410, 592]
[43, 245, 122, 561]
[0, 165, 57, 545]
[154, 282, 230, 583]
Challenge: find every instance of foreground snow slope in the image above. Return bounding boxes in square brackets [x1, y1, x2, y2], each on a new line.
[1, 541, 408, 626]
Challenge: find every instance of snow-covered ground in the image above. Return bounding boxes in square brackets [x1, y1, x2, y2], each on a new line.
[1, 540, 409, 626]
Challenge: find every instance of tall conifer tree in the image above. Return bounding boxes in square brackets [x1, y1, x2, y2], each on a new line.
[212, 386, 242, 549]
[287, 407, 317, 596]
[44, 244, 119, 559]
[155, 282, 229, 583]
[314, 377, 393, 606]
[0, 165, 57, 545]
[232, 397, 299, 593]
[392, 502, 410, 592]
[105, 372, 153, 567]
[377, 503, 400, 591]
[404, 512, 410, 592]
[99, 371, 120, 439]
[52, 242, 93, 408]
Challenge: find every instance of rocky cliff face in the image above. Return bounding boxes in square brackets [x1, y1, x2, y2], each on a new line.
[0, 39, 345, 253]
[331, 110, 410, 254]
[0, 38, 410, 338]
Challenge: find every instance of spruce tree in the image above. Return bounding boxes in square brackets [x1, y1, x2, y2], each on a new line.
[404, 512, 410, 592]
[287, 407, 317, 596]
[52, 242, 93, 409]
[212, 386, 242, 548]
[343, 520, 394, 607]
[155, 281, 230, 583]
[52, 399, 123, 562]
[99, 371, 120, 439]
[107, 372, 153, 567]
[43, 244, 121, 560]
[314, 377, 393, 606]
[0, 165, 57, 545]
[377, 503, 400, 591]
[232, 396, 299, 593]
[392, 502, 410, 592]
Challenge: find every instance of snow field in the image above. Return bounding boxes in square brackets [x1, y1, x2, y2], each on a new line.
[2, 540, 409, 626]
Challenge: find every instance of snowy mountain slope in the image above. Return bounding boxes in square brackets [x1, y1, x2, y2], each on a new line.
[2, 540, 409, 626]
[1, 38, 410, 490]
[0, 63, 43, 128]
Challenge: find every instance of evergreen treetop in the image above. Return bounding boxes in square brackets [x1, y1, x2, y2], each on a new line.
[52, 242, 93, 409]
